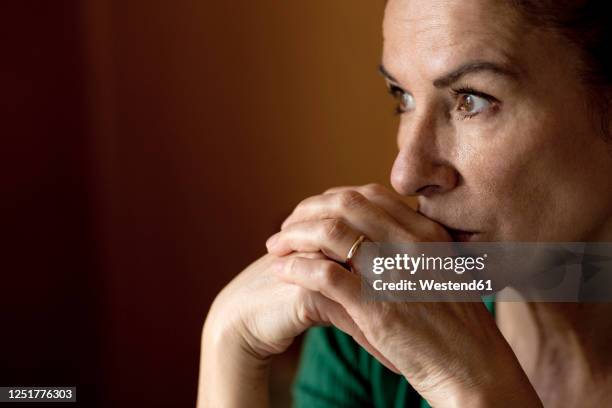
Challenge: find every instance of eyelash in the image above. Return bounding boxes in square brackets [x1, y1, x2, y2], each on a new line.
[387, 84, 499, 119]
[387, 85, 406, 115]
[451, 86, 499, 120]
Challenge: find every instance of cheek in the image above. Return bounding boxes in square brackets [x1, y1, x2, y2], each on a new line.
[458, 107, 612, 241]
[512, 107, 612, 240]
[462, 152, 542, 239]
[454, 113, 565, 240]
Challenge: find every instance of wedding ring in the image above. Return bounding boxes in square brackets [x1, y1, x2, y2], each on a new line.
[346, 234, 366, 269]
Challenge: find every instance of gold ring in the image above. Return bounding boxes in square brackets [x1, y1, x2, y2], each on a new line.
[346, 234, 366, 268]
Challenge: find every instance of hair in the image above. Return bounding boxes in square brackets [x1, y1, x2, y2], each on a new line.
[509, 0, 612, 139]
[383, 0, 612, 138]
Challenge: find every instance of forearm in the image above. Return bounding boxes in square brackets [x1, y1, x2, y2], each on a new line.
[196, 315, 271, 408]
[447, 376, 542, 408]
[421, 342, 542, 408]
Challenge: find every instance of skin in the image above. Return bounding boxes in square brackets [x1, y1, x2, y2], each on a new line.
[198, 0, 612, 406]
[383, 0, 612, 242]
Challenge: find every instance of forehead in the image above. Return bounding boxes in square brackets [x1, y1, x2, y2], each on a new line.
[382, 0, 527, 82]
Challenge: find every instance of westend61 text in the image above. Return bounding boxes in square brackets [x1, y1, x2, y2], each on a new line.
[372, 279, 493, 292]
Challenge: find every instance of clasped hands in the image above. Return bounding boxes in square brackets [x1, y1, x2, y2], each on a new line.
[265, 184, 541, 407]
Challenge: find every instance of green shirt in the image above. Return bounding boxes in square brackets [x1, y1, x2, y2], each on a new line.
[292, 299, 495, 407]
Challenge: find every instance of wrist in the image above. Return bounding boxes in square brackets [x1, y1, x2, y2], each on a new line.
[449, 385, 540, 408]
[198, 306, 271, 408]
[415, 348, 542, 408]
[427, 370, 542, 408]
[202, 322, 271, 379]
[203, 296, 274, 361]
[454, 383, 542, 408]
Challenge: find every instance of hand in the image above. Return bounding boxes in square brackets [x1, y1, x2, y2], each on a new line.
[198, 250, 400, 407]
[266, 184, 541, 407]
[204, 252, 395, 368]
[267, 183, 450, 261]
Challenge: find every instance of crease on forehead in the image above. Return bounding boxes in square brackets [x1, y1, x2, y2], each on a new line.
[382, 0, 529, 83]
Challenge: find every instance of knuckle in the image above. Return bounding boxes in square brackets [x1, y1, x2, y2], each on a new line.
[293, 287, 313, 325]
[300, 251, 326, 260]
[322, 219, 348, 241]
[323, 186, 341, 194]
[337, 190, 367, 210]
[286, 256, 299, 274]
[361, 183, 386, 197]
[317, 262, 341, 287]
[294, 196, 314, 213]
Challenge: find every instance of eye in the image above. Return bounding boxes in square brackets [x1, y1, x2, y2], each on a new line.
[452, 87, 498, 119]
[457, 94, 489, 116]
[388, 84, 415, 115]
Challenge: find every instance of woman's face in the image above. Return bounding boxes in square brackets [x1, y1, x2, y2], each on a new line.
[383, 0, 612, 242]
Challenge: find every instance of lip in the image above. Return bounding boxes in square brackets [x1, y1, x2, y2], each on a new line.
[416, 209, 480, 242]
[446, 228, 478, 242]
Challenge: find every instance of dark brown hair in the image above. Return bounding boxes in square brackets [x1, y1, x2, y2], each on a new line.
[383, 0, 612, 137]
[511, 0, 612, 138]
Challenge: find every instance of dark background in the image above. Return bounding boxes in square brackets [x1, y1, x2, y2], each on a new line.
[1, 1, 397, 406]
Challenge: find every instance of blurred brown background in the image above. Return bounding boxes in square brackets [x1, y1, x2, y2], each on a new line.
[1, 1, 397, 406]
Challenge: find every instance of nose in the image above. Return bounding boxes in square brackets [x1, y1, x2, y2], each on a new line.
[390, 113, 458, 197]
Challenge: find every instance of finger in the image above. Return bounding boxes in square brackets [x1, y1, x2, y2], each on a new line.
[278, 257, 400, 372]
[310, 293, 400, 374]
[286, 251, 327, 260]
[324, 184, 443, 239]
[281, 190, 405, 242]
[280, 256, 401, 373]
[266, 219, 361, 262]
[274, 256, 362, 313]
[325, 184, 417, 221]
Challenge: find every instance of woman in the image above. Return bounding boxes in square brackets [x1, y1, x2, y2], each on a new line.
[198, 0, 612, 406]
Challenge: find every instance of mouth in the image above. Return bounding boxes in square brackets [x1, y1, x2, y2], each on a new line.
[445, 227, 478, 242]
[416, 208, 481, 242]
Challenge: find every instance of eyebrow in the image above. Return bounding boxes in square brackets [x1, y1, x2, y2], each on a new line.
[378, 61, 519, 88]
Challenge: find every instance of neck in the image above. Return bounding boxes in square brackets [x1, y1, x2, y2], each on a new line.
[497, 301, 612, 405]
[526, 303, 612, 368]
